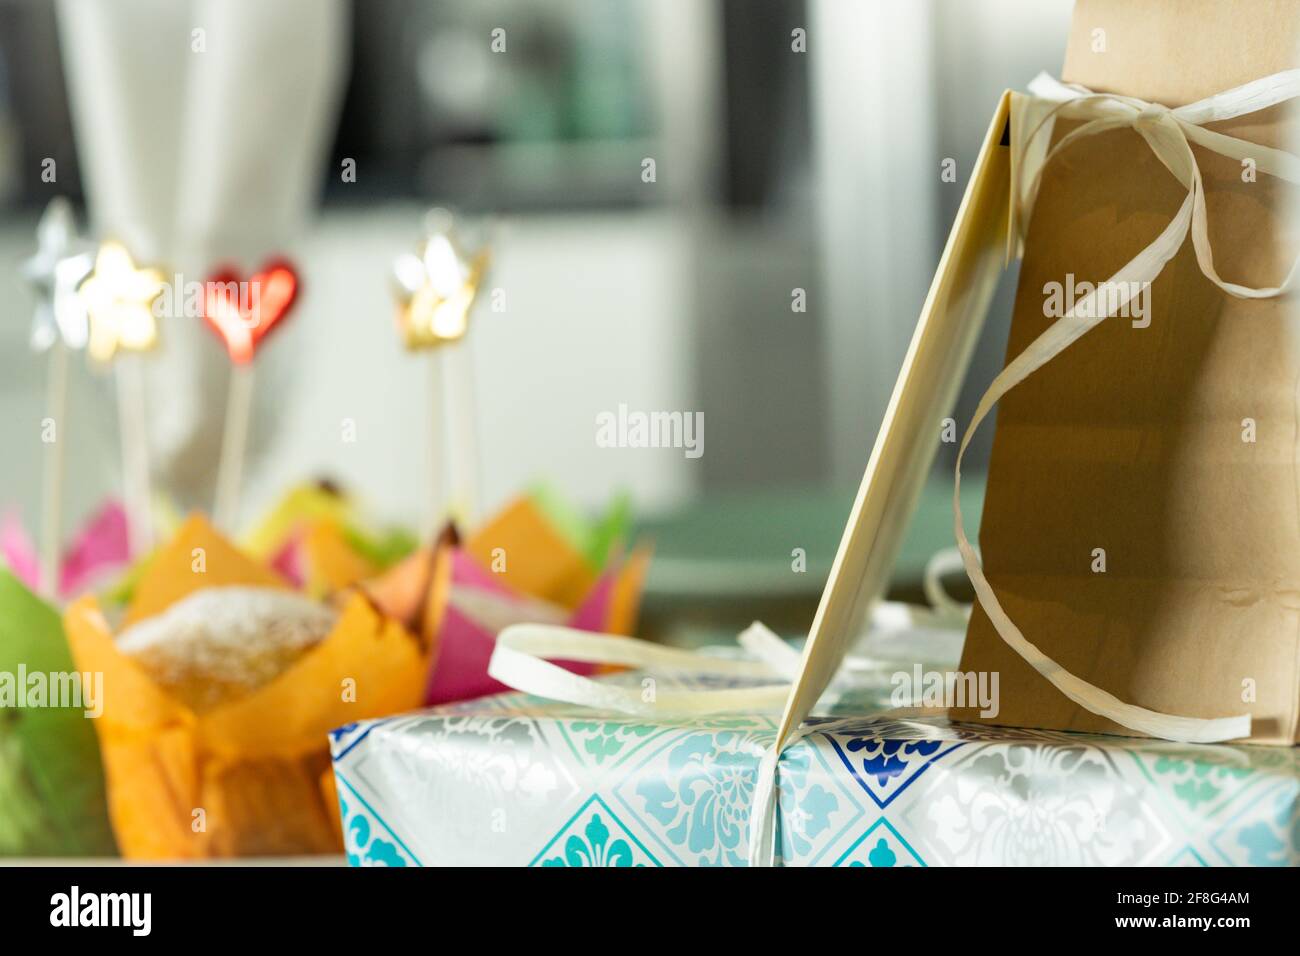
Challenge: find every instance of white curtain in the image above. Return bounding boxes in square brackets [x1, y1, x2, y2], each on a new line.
[55, 0, 349, 517]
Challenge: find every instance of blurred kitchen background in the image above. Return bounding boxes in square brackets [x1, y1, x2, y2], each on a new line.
[0, 0, 1073, 637]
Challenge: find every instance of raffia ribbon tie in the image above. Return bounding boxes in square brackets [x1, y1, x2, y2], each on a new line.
[962, 70, 1300, 747]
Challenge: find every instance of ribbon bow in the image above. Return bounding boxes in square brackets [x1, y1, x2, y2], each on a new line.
[1010, 72, 1300, 292]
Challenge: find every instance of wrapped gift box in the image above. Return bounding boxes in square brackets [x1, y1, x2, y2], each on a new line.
[329, 674, 1300, 867]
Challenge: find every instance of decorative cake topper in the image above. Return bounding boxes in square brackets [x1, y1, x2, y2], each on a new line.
[24, 198, 95, 597]
[78, 239, 166, 556]
[203, 259, 300, 365]
[205, 257, 303, 532]
[24, 198, 93, 354]
[392, 210, 492, 529]
[79, 240, 166, 363]
[392, 209, 490, 351]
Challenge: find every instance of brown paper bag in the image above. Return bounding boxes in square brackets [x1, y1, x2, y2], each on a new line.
[955, 0, 1300, 743]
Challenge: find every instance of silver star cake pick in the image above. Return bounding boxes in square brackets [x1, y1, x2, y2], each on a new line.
[23, 197, 94, 352]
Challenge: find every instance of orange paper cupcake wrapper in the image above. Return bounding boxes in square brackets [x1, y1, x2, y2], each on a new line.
[64, 515, 427, 859]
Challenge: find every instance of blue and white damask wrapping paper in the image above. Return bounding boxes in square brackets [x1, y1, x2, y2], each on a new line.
[329, 682, 1300, 867]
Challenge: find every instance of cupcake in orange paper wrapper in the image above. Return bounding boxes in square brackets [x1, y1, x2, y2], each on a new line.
[239, 480, 418, 599]
[355, 492, 651, 705]
[62, 514, 429, 859]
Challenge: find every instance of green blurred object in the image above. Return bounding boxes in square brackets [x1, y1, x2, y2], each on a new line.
[342, 524, 420, 571]
[632, 475, 985, 646]
[529, 484, 632, 570]
[637, 475, 984, 598]
[0, 568, 117, 856]
[99, 551, 151, 609]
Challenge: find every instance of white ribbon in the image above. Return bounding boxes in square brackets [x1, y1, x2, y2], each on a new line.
[489, 541, 971, 717]
[489, 621, 794, 716]
[488, 625, 819, 867]
[956, 70, 1300, 746]
[488, 71, 1300, 863]
[489, 550, 970, 867]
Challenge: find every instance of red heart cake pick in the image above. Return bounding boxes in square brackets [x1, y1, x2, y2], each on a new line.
[202, 259, 300, 364]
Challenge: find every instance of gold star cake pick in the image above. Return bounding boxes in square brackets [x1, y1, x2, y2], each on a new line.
[392, 210, 491, 529]
[393, 209, 490, 351]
